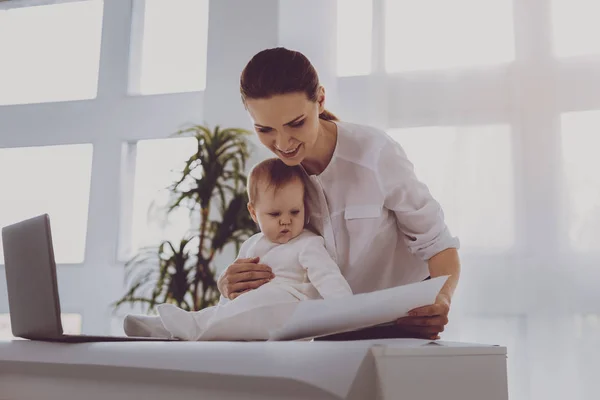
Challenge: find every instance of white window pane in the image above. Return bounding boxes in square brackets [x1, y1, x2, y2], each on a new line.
[0, 0, 103, 106]
[388, 125, 514, 252]
[337, 0, 372, 77]
[0, 313, 82, 340]
[0, 144, 93, 264]
[385, 0, 515, 72]
[138, 0, 209, 95]
[560, 110, 600, 252]
[551, 0, 600, 58]
[128, 137, 197, 255]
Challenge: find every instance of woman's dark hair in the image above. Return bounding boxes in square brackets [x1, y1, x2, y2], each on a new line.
[240, 47, 338, 121]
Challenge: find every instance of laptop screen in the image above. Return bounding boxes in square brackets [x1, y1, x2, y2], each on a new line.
[2, 214, 64, 339]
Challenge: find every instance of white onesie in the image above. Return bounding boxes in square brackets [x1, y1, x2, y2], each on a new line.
[125, 230, 352, 341]
[220, 229, 353, 302]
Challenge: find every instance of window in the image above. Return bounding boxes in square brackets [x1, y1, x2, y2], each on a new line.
[122, 137, 198, 259]
[384, 0, 515, 72]
[388, 125, 515, 252]
[551, 0, 600, 58]
[560, 110, 600, 252]
[132, 0, 209, 95]
[0, 0, 104, 105]
[336, 0, 373, 77]
[0, 313, 82, 339]
[0, 144, 94, 264]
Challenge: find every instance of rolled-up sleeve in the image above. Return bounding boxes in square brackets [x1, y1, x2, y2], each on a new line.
[376, 140, 460, 261]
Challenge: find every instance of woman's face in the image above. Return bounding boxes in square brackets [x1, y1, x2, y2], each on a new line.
[245, 90, 325, 166]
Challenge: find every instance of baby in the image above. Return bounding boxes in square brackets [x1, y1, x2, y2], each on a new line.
[124, 158, 352, 341]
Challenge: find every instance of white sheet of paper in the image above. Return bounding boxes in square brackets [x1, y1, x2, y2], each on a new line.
[269, 276, 449, 341]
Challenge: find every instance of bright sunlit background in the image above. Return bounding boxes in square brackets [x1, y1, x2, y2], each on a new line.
[1, 1, 599, 399]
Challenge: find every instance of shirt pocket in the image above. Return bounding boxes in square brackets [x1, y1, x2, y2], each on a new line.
[343, 205, 385, 262]
[344, 204, 382, 220]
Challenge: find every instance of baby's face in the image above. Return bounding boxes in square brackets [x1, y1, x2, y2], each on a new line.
[249, 178, 306, 244]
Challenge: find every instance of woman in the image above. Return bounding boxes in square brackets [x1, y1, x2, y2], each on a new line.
[218, 47, 461, 340]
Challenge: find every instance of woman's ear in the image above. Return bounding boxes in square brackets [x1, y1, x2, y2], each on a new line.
[317, 86, 326, 113]
[247, 202, 258, 223]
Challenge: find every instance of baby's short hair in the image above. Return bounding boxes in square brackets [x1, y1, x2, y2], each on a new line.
[247, 158, 307, 204]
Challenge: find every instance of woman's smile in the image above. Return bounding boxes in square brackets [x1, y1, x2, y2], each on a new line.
[276, 143, 302, 159]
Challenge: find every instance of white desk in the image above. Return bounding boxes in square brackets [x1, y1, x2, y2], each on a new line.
[0, 339, 507, 400]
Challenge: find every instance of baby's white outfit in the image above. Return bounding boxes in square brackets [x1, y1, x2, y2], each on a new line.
[221, 229, 354, 302]
[124, 230, 352, 341]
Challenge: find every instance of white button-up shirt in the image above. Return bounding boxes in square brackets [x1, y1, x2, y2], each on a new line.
[303, 120, 460, 295]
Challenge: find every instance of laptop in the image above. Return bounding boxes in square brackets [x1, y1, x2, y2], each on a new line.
[2, 214, 175, 342]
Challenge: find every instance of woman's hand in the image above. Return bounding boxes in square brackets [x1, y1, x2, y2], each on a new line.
[395, 294, 451, 340]
[217, 257, 275, 300]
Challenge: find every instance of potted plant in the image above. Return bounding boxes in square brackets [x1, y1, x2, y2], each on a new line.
[113, 124, 259, 313]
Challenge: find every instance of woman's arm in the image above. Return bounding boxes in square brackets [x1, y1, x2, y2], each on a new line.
[428, 247, 461, 303]
[392, 248, 461, 340]
[217, 233, 273, 301]
[376, 138, 461, 339]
